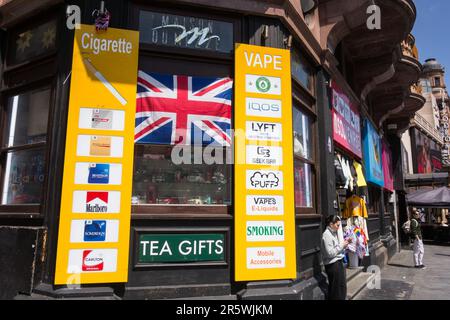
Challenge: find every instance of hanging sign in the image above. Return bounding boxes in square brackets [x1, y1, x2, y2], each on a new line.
[137, 233, 226, 264]
[331, 81, 362, 158]
[382, 140, 394, 192]
[54, 25, 139, 285]
[362, 119, 384, 187]
[234, 44, 297, 282]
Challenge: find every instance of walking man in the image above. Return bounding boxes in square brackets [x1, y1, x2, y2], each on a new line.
[411, 208, 425, 269]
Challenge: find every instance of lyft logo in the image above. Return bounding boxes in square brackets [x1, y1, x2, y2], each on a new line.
[246, 121, 282, 141]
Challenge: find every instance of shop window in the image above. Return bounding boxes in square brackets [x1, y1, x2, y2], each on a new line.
[132, 145, 231, 205]
[8, 19, 57, 66]
[294, 160, 313, 208]
[291, 49, 314, 92]
[1, 87, 51, 205]
[132, 69, 233, 208]
[367, 186, 381, 214]
[293, 105, 315, 210]
[293, 107, 313, 161]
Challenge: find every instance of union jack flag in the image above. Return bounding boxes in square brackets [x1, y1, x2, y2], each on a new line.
[135, 71, 233, 146]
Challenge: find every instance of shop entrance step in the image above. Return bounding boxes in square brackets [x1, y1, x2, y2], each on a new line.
[347, 271, 374, 300]
[346, 266, 364, 282]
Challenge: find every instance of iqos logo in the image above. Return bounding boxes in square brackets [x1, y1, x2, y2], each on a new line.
[246, 98, 282, 118]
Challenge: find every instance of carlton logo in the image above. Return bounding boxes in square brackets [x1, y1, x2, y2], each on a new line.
[86, 192, 108, 213]
[82, 250, 104, 271]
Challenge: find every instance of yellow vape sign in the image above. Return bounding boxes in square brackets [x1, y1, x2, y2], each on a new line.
[234, 44, 297, 281]
[54, 25, 139, 285]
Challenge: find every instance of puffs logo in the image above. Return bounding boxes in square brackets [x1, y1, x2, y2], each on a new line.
[250, 172, 280, 189]
[82, 250, 104, 271]
[86, 192, 109, 213]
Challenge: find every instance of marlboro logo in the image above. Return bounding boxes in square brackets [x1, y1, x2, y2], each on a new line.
[86, 192, 108, 212]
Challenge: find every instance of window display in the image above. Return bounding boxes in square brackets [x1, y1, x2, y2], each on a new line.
[293, 107, 312, 160]
[1, 148, 45, 204]
[132, 145, 231, 205]
[294, 160, 312, 208]
[291, 49, 314, 92]
[1, 86, 51, 206]
[2, 87, 51, 148]
[9, 19, 57, 66]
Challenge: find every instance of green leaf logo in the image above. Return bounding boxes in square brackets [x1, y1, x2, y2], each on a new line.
[256, 77, 271, 93]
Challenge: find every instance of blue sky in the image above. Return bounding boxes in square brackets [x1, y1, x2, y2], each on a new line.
[413, 0, 450, 86]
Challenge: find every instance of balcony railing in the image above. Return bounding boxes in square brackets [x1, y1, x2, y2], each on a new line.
[401, 34, 419, 59]
[412, 112, 444, 145]
[411, 82, 422, 95]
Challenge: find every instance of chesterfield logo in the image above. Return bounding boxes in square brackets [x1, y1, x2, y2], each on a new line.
[82, 250, 104, 271]
[86, 192, 109, 212]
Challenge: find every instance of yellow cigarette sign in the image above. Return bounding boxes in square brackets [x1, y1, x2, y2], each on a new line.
[234, 44, 297, 281]
[54, 25, 139, 285]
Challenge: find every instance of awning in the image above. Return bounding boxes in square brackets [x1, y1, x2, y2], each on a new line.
[406, 186, 450, 207]
[405, 173, 449, 188]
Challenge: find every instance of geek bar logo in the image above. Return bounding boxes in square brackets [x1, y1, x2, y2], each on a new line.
[82, 250, 104, 271]
[85, 192, 108, 212]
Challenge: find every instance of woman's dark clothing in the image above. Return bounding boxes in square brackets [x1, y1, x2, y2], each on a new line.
[325, 258, 347, 300]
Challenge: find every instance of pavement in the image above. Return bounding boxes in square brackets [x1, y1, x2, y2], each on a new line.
[355, 241, 450, 300]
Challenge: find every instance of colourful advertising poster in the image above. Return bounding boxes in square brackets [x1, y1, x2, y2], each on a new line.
[54, 25, 139, 285]
[382, 140, 394, 192]
[331, 81, 362, 158]
[234, 43, 297, 281]
[412, 128, 442, 173]
[362, 119, 384, 187]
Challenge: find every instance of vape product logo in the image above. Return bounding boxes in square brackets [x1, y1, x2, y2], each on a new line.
[90, 136, 112, 156]
[88, 164, 110, 184]
[82, 250, 104, 271]
[246, 145, 283, 166]
[247, 195, 285, 216]
[246, 121, 282, 141]
[246, 97, 282, 118]
[84, 220, 107, 242]
[91, 109, 113, 130]
[86, 192, 109, 212]
[257, 147, 271, 158]
[246, 75, 281, 95]
[256, 77, 271, 93]
[250, 171, 280, 189]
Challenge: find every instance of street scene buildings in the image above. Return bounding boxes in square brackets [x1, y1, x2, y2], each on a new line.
[0, 0, 448, 300]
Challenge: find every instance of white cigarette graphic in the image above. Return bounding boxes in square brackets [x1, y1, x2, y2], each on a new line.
[83, 58, 127, 106]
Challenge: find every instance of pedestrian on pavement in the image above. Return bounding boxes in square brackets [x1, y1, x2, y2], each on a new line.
[322, 215, 352, 300]
[411, 208, 426, 269]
